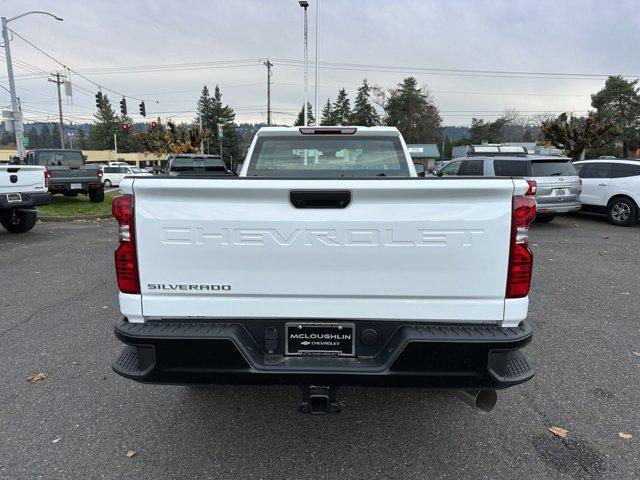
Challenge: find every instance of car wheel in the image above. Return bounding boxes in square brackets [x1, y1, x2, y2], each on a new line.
[0, 209, 37, 233]
[535, 214, 556, 223]
[607, 197, 637, 226]
[103, 179, 112, 188]
[89, 187, 105, 203]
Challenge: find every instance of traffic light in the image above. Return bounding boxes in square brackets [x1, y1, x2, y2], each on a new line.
[139, 101, 146, 117]
[95, 91, 103, 109]
[121, 124, 129, 135]
[150, 121, 157, 130]
[120, 97, 127, 115]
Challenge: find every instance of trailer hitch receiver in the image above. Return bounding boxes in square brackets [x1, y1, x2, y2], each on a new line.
[299, 386, 342, 415]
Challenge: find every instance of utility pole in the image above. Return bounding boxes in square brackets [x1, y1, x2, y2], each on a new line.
[2, 16, 25, 159]
[299, 1, 309, 126]
[263, 59, 273, 126]
[114, 133, 118, 156]
[48, 72, 65, 148]
[314, 0, 320, 125]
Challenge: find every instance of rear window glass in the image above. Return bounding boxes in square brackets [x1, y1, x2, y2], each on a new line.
[493, 160, 531, 177]
[613, 163, 640, 178]
[579, 163, 612, 178]
[34, 151, 83, 167]
[531, 160, 576, 177]
[248, 135, 408, 177]
[170, 157, 227, 172]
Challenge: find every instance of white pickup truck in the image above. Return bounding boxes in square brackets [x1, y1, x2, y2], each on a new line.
[0, 164, 51, 233]
[111, 126, 536, 414]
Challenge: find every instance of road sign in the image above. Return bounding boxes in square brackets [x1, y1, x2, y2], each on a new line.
[217, 124, 225, 138]
[23, 136, 29, 147]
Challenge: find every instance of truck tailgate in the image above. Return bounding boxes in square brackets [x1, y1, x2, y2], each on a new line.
[0, 165, 46, 194]
[131, 178, 517, 323]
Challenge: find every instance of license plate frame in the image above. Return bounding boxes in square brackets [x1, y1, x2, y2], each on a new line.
[6, 193, 22, 203]
[70, 183, 82, 190]
[285, 322, 355, 357]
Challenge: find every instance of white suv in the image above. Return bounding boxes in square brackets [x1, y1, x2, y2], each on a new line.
[574, 159, 640, 226]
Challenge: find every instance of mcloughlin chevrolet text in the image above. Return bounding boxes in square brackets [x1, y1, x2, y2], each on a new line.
[111, 126, 537, 414]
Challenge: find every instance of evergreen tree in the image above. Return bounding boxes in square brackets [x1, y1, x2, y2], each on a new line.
[76, 128, 87, 150]
[39, 124, 52, 148]
[331, 88, 351, 125]
[293, 102, 315, 126]
[116, 114, 137, 153]
[88, 94, 119, 150]
[25, 125, 40, 149]
[51, 125, 62, 149]
[349, 79, 379, 126]
[320, 98, 333, 126]
[385, 77, 442, 143]
[196, 85, 240, 161]
[444, 137, 452, 160]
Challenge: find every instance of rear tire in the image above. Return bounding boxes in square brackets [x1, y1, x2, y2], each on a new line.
[607, 197, 637, 226]
[535, 214, 556, 223]
[89, 187, 105, 203]
[103, 179, 112, 188]
[0, 209, 37, 233]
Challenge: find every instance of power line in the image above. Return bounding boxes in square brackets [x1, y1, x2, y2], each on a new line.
[7, 27, 148, 102]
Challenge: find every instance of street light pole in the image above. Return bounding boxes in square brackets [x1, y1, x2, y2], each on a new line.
[299, 1, 309, 126]
[314, 0, 320, 125]
[1, 11, 63, 160]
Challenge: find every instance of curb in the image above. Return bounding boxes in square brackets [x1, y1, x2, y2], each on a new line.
[38, 213, 114, 222]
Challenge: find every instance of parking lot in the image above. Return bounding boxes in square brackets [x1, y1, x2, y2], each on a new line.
[0, 214, 638, 480]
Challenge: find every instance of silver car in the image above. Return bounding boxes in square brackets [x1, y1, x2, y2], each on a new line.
[433, 151, 581, 222]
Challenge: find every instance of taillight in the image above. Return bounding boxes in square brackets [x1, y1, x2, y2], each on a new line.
[525, 180, 537, 196]
[97, 168, 104, 178]
[506, 195, 535, 298]
[112, 195, 140, 294]
[44, 170, 51, 188]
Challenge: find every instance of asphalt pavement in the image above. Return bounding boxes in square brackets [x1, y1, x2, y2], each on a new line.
[0, 214, 638, 479]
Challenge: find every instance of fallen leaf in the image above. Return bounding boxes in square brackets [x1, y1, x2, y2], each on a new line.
[351, 443, 362, 453]
[632, 352, 640, 357]
[27, 373, 48, 384]
[51, 437, 62, 444]
[618, 432, 632, 440]
[126, 450, 137, 458]
[549, 426, 568, 438]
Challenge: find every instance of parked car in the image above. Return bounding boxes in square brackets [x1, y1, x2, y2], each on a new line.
[0, 164, 51, 233]
[25, 149, 104, 202]
[574, 159, 640, 226]
[111, 126, 536, 414]
[102, 165, 152, 187]
[163, 154, 233, 176]
[433, 147, 581, 223]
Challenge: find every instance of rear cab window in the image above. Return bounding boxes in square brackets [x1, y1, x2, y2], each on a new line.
[170, 157, 228, 173]
[531, 160, 577, 177]
[247, 135, 408, 177]
[34, 151, 83, 167]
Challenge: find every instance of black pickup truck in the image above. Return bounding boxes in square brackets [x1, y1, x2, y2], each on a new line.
[25, 149, 105, 202]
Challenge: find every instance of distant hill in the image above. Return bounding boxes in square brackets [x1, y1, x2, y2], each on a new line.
[443, 126, 470, 142]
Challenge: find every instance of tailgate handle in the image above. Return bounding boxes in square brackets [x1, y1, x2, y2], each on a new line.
[290, 190, 351, 209]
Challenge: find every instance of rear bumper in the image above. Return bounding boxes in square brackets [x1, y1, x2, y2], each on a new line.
[536, 200, 581, 214]
[49, 181, 102, 192]
[112, 319, 535, 389]
[0, 191, 51, 209]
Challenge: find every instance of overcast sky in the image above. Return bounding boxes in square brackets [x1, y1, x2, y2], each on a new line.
[2, 0, 639, 127]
